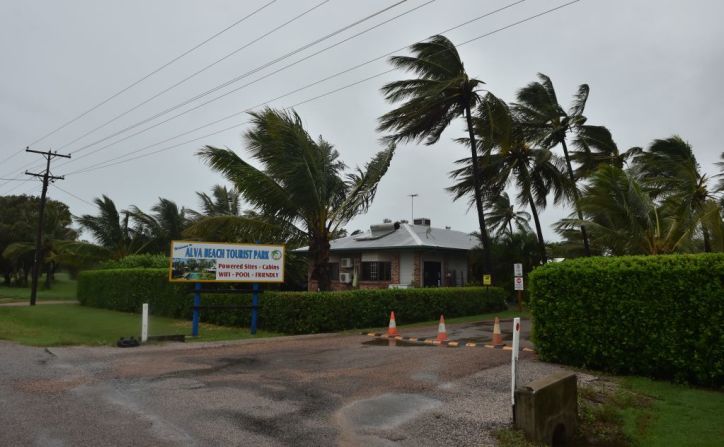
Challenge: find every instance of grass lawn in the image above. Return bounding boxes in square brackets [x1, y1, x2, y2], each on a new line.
[618, 377, 724, 446]
[498, 375, 724, 447]
[0, 272, 78, 303]
[0, 303, 279, 346]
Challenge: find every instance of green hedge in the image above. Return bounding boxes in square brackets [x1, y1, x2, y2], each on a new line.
[78, 268, 506, 334]
[529, 253, 724, 387]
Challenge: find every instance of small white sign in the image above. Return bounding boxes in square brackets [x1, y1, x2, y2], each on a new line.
[514, 276, 524, 291]
[513, 263, 523, 277]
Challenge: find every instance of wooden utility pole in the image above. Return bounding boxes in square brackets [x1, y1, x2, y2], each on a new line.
[25, 148, 71, 306]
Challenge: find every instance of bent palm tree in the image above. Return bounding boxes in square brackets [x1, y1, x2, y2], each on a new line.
[571, 125, 642, 178]
[76, 195, 147, 259]
[198, 107, 395, 291]
[128, 198, 188, 254]
[378, 34, 493, 275]
[633, 136, 716, 251]
[513, 73, 592, 255]
[486, 193, 531, 237]
[555, 165, 696, 255]
[189, 185, 241, 218]
[449, 95, 568, 263]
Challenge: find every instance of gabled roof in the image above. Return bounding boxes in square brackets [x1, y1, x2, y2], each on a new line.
[294, 223, 480, 253]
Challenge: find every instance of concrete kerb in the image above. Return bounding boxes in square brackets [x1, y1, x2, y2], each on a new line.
[363, 332, 536, 351]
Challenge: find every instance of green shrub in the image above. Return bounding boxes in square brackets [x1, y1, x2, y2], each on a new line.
[77, 268, 506, 333]
[529, 253, 724, 387]
[98, 254, 169, 270]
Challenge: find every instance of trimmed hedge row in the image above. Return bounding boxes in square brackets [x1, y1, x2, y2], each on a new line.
[529, 253, 724, 387]
[78, 268, 506, 334]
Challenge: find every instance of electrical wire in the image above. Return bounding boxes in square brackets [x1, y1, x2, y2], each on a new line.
[54, 0, 433, 173]
[51, 183, 96, 207]
[55, 0, 333, 152]
[63, 0, 581, 179]
[26, 0, 278, 148]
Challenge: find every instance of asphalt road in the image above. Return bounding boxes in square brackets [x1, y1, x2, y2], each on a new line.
[0, 319, 573, 446]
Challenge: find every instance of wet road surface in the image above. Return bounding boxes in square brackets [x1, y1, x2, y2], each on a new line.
[0, 319, 571, 446]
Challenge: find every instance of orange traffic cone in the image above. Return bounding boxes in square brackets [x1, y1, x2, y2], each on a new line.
[387, 311, 399, 337]
[492, 316, 504, 346]
[436, 315, 448, 342]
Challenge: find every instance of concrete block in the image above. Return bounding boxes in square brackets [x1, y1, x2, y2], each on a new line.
[514, 371, 577, 446]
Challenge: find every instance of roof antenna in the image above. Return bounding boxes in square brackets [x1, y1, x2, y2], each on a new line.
[408, 193, 418, 222]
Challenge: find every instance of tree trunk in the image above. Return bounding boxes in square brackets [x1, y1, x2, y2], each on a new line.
[465, 104, 493, 277]
[508, 221, 514, 236]
[528, 196, 548, 264]
[44, 262, 52, 290]
[560, 139, 591, 256]
[310, 234, 332, 291]
[702, 223, 711, 253]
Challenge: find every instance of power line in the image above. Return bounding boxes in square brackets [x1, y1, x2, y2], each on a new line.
[51, 183, 96, 207]
[55, 0, 332, 152]
[55, 0, 432, 173]
[0, 177, 31, 181]
[25, 0, 278, 148]
[2, 0, 534, 188]
[53, 0, 407, 161]
[63, 0, 581, 178]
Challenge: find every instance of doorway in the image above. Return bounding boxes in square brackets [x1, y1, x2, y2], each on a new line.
[423, 261, 441, 287]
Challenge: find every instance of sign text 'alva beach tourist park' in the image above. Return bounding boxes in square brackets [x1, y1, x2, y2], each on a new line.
[169, 241, 285, 283]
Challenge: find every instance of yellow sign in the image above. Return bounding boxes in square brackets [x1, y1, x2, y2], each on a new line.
[483, 274, 492, 286]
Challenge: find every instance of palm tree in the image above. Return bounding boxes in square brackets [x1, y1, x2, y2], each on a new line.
[198, 107, 395, 291]
[377, 34, 493, 275]
[632, 136, 717, 251]
[513, 73, 592, 255]
[571, 125, 642, 178]
[556, 165, 697, 255]
[76, 195, 147, 259]
[449, 95, 568, 263]
[128, 198, 188, 253]
[486, 192, 531, 237]
[189, 185, 241, 218]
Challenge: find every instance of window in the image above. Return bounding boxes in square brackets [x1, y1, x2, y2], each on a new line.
[361, 262, 391, 281]
[328, 262, 340, 280]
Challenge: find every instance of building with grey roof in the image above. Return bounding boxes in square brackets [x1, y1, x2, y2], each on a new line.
[295, 218, 480, 291]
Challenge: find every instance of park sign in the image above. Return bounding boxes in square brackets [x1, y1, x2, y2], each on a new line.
[169, 241, 285, 283]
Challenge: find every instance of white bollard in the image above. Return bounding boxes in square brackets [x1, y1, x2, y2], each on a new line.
[141, 303, 149, 343]
[511, 317, 521, 408]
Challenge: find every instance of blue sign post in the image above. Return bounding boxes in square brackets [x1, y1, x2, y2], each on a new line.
[192, 282, 201, 337]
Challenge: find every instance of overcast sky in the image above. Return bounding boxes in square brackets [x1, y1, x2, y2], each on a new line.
[1, 0, 721, 241]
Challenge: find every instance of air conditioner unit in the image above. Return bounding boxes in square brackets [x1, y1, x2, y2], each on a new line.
[340, 258, 353, 268]
[339, 272, 352, 284]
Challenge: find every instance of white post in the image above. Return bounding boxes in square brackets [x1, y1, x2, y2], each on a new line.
[511, 317, 521, 407]
[141, 303, 149, 343]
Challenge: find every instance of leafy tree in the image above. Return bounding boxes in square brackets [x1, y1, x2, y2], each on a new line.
[377, 34, 493, 275]
[197, 107, 395, 291]
[513, 73, 592, 255]
[0, 195, 76, 286]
